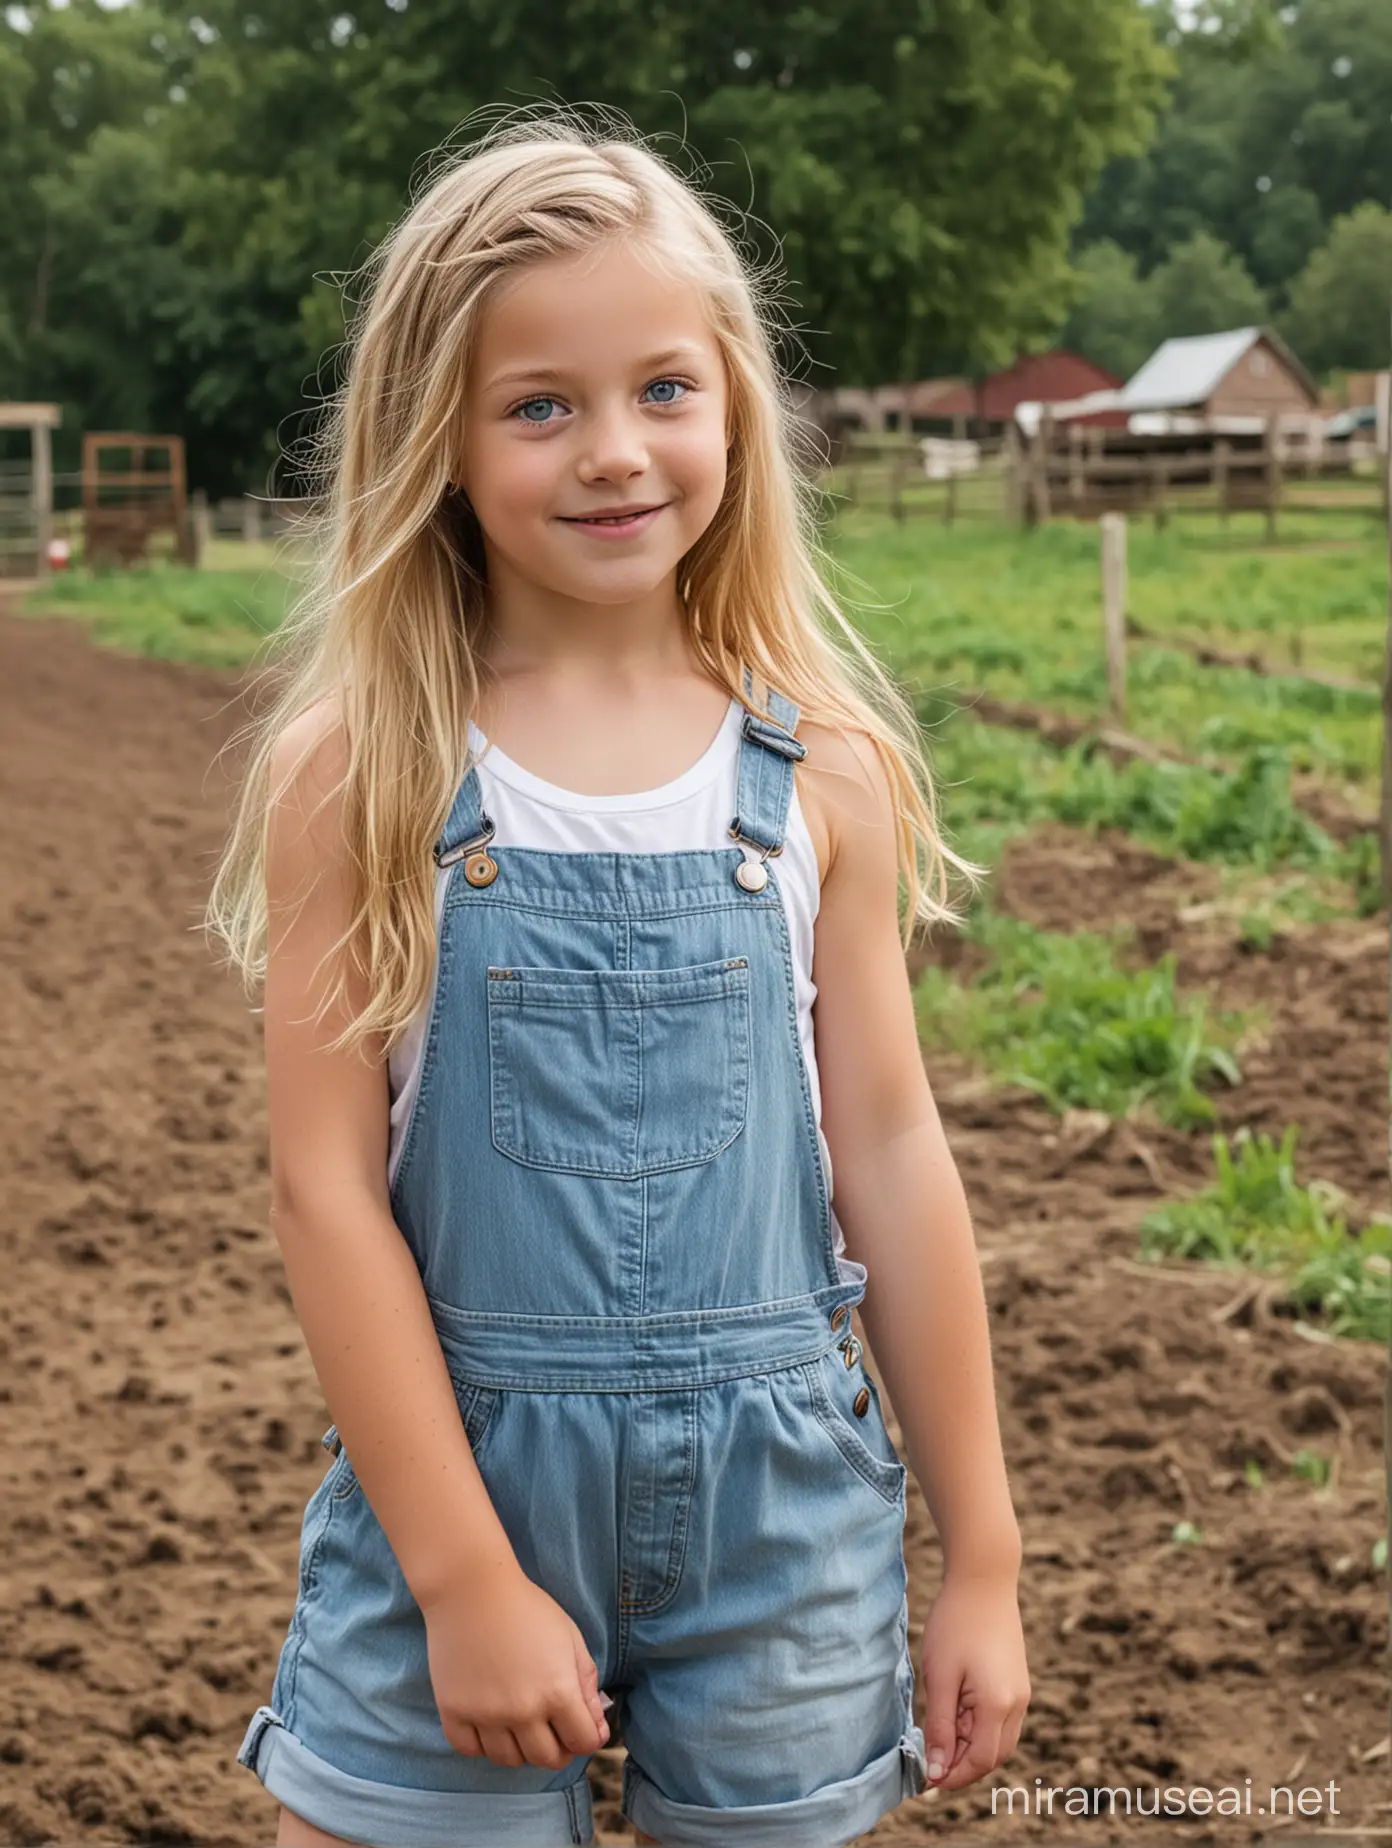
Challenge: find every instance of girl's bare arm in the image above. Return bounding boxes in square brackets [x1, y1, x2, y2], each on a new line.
[262, 706, 518, 1609]
[804, 721, 1022, 1581]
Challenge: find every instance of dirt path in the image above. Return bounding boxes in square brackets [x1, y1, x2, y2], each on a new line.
[0, 610, 1385, 1845]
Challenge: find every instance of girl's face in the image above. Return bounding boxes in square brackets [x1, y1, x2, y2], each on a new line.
[458, 239, 731, 609]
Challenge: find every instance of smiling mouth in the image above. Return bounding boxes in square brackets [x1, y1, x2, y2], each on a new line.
[560, 505, 668, 526]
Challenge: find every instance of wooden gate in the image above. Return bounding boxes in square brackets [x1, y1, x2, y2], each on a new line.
[82, 433, 194, 566]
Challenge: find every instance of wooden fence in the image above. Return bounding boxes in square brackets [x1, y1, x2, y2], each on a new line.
[827, 432, 1013, 525]
[825, 421, 1386, 535]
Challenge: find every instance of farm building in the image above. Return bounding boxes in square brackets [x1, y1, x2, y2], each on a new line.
[796, 377, 965, 442]
[1015, 326, 1321, 441]
[1115, 326, 1318, 425]
[1004, 326, 1345, 525]
[918, 352, 1122, 435]
[805, 352, 1120, 442]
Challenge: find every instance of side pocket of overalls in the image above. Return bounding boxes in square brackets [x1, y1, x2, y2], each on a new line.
[803, 1353, 909, 1505]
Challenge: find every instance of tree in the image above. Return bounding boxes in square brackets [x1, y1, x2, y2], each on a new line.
[1060, 240, 1161, 379]
[2, 0, 1174, 490]
[1281, 202, 1392, 374]
[1146, 230, 1269, 337]
[1081, 0, 1392, 307]
[0, 0, 180, 464]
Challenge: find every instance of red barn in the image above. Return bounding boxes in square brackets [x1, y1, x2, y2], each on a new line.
[925, 352, 1122, 429]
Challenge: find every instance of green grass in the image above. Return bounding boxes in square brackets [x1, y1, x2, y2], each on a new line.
[20, 559, 299, 668]
[827, 509, 1388, 789]
[1139, 1125, 1391, 1343]
[912, 910, 1247, 1127]
[924, 707, 1378, 914]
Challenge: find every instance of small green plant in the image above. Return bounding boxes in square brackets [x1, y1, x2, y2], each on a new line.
[1289, 1450, 1332, 1487]
[1237, 911, 1275, 950]
[1336, 828, 1385, 917]
[913, 911, 1244, 1126]
[1373, 1536, 1388, 1572]
[1242, 1459, 1265, 1489]
[1171, 1521, 1204, 1546]
[1140, 1125, 1391, 1341]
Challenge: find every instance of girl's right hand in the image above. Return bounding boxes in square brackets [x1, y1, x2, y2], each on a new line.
[422, 1565, 611, 1768]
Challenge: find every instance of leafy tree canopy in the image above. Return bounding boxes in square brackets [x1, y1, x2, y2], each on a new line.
[2, 0, 1168, 491]
[1067, 0, 1392, 380]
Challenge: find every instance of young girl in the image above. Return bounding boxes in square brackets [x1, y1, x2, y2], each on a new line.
[208, 106, 1029, 1848]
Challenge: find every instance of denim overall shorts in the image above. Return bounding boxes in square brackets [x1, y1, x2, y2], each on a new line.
[237, 679, 929, 1846]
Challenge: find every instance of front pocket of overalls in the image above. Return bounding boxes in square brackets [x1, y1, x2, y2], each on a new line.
[486, 958, 751, 1177]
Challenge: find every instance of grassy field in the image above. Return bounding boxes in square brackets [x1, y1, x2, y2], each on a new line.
[23, 506, 1389, 736]
[19, 545, 302, 668]
[15, 506, 1387, 1341]
[831, 508, 1387, 787]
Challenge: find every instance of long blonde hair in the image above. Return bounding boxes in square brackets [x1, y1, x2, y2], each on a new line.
[205, 102, 984, 1056]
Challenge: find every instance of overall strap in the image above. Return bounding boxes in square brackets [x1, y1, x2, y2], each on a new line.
[730, 664, 807, 858]
[434, 759, 492, 869]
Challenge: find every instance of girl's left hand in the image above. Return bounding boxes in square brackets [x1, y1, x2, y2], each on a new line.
[917, 1570, 1030, 1793]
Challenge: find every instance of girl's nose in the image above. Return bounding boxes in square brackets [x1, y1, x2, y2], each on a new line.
[576, 407, 650, 482]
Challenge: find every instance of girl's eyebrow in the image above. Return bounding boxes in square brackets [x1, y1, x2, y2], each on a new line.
[483, 343, 710, 393]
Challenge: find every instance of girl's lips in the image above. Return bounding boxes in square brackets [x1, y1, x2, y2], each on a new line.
[560, 504, 668, 539]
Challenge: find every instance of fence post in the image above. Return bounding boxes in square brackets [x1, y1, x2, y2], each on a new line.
[1069, 422, 1084, 507]
[1029, 412, 1053, 526]
[890, 442, 906, 525]
[1100, 511, 1128, 728]
[242, 496, 263, 545]
[1003, 421, 1022, 524]
[1152, 454, 1169, 532]
[944, 466, 957, 528]
[190, 488, 212, 566]
[1264, 416, 1280, 543]
[1214, 438, 1230, 527]
[32, 419, 53, 580]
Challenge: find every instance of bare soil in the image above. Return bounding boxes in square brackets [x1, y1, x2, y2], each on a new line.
[0, 610, 1385, 1846]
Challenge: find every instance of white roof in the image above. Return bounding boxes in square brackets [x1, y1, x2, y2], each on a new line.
[1015, 389, 1124, 434]
[1119, 327, 1263, 411]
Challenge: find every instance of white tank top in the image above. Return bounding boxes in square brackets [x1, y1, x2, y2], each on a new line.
[386, 694, 854, 1272]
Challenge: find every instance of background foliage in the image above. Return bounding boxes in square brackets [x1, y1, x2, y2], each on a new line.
[1, 0, 1388, 494]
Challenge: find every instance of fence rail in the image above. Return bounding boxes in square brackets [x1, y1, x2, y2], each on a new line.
[823, 422, 1386, 536]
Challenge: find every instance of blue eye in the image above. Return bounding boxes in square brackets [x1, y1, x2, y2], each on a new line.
[508, 378, 691, 425]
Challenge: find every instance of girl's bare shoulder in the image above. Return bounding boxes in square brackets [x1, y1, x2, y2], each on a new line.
[265, 696, 353, 891]
[793, 716, 889, 890]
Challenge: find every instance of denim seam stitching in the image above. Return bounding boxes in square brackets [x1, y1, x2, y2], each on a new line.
[618, 1388, 698, 1615]
[436, 1336, 844, 1394]
[760, 868, 837, 1282]
[445, 882, 777, 921]
[281, 1487, 339, 1723]
[429, 1285, 850, 1332]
